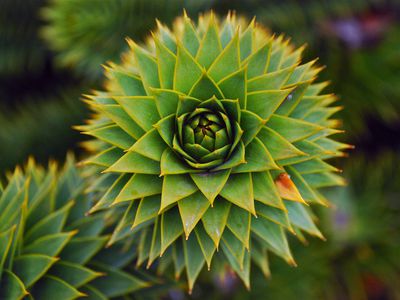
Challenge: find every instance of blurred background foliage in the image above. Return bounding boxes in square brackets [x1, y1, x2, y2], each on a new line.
[1, 0, 400, 299]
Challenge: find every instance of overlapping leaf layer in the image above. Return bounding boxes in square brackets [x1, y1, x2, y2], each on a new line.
[80, 12, 349, 290]
[0, 157, 149, 299]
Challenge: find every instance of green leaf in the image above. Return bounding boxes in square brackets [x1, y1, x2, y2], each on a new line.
[108, 69, 146, 96]
[130, 41, 160, 92]
[114, 96, 160, 132]
[220, 173, 255, 215]
[189, 72, 224, 100]
[85, 147, 122, 168]
[0, 271, 28, 299]
[50, 261, 101, 288]
[247, 89, 293, 120]
[223, 243, 250, 289]
[258, 127, 305, 161]
[267, 114, 323, 143]
[308, 81, 331, 98]
[99, 104, 145, 139]
[13, 254, 58, 287]
[176, 96, 201, 116]
[160, 174, 197, 212]
[209, 33, 240, 82]
[128, 128, 167, 161]
[156, 21, 177, 52]
[239, 22, 254, 60]
[289, 140, 327, 161]
[282, 45, 305, 68]
[218, 68, 247, 108]
[233, 137, 279, 173]
[286, 60, 317, 84]
[136, 228, 151, 267]
[89, 175, 129, 213]
[0, 169, 24, 214]
[0, 226, 15, 276]
[178, 192, 210, 239]
[212, 141, 246, 171]
[240, 110, 265, 146]
[60, 236, 108, 265]
[293, 158, 338, 174]
[286, 166, 327, 205]
[69, 214, 105, 238]
[161, 207, 183, 255]
[251, 240, 270, 278]
[243, 40, 272, 78]
[221, 229, 245, 269]
[174, 43, 203, 94]
[86, 263, 149, 298]
[197, 96, 225, 111]
[85, 125, 134, 149]
[151, 88, 180, 117]
[190, 170, 231, 205]
[115, 174, 162, 203]
[79, 285, 107, 300]
[160, 148, 197, 175]
[302, 172, 346, 188]
[255, 202, 292, 231]
[105, 152, 160, 174]
[248, 65, 295, 91]
[23, 232, 74, 257]
[251, 218, 294, 264]
[194, 225, 216, 270]
[201, 199, 230, 248]
[219, 16, 235, 47]
[268, 39, 288, 72]
[172, 240, 185, 279]
[182, 14, 200, 56]
[220, 99, 241, 123]
[155, 37, 176, 89]
[183, 235, 206, 293]
[133, 195, 160, 228]
[148, 217, 161, 267]
[290, 95, 329, 119]
[25, 201, 73, 245]
[276, 81, 311, 116]
[31, 276, 84, 299]
[196, 17, 222, 69]
[286, 201, 324, 239]
[314, 138, 351, 155]
[226, 205, 250, 249]
[155, 114, 175, 148]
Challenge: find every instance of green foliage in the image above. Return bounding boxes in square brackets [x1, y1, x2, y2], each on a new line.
[0, 156, 154, 299]
[0, 0, 48, 76]
[79, 12, 348, 291]
[41, 0, 215, 79]
[0, 89, 87, 171]
[330, 25, 400, 133]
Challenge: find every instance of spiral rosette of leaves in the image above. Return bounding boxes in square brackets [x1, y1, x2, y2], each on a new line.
[0, 156, 149, 299]
[80, 12, 350, 290]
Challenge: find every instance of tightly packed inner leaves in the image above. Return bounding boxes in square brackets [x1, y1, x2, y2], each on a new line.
[80, 12, 350, 291]
[0, 157, 149, 299]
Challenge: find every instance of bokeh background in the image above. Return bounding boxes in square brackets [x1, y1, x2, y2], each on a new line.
[1, 0, 400, 299]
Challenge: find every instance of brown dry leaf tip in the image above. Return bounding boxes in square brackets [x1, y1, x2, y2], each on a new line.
[275, 173, 308, 205]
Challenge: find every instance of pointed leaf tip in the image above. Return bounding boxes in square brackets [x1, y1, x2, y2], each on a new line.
[274, 173, 307, 205]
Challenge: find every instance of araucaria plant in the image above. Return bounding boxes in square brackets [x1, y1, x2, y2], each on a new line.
[0, 156, 149, 299]
[80, 12, 350, 291]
